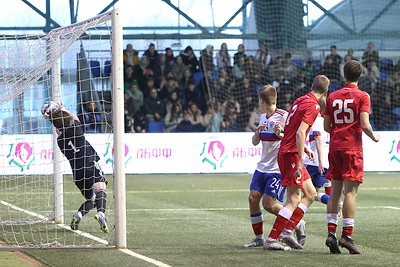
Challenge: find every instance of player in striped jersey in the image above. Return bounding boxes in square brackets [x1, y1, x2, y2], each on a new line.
[244, 84, 289, 248]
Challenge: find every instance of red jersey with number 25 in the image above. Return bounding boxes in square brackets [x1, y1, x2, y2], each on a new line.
[279, 92, 320, 153]
[323, 84, 370, 151]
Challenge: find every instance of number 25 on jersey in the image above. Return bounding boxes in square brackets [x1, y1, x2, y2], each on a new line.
[333, 99, 354, 124]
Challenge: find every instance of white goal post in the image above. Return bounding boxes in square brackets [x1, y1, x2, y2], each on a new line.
[0, 10, 126, 249]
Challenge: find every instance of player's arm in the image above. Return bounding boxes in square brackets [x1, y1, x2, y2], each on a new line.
[323, 114, 332, 133]
[360, 112, 380, 142]
[295, 121, 310, 176]
[274, 121, 284, 139]
[252, 123, 266, 146]
[314, 134, 324, 174]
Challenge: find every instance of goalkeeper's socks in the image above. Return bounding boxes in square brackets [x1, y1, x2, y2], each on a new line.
[78, 201, 95, 216]
[317, 193, 330, 204]
[95, 190, 107, 213]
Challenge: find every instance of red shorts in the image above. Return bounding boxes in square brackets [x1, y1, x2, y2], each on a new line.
[326, 150, 364, 183]
[278, 152, 310, 188]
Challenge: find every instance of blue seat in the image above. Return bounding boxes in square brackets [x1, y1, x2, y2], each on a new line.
[89, 60, 101, 78]
[148, 121, 164, 133]
[312, 59, 321, 69]
[380, 71, 389, 82]
[329, 83, 341, 92]
[379, 59, 393, 69]
[291, 59, 304, 68]
[193, 72, 205, 87]
[104, 60, 112, 77]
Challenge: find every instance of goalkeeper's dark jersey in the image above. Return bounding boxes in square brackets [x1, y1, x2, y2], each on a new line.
[57, 120, 100, 179]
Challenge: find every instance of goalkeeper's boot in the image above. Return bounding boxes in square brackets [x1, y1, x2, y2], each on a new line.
[243, 237, 264, 247]
[325, 233, 341, 254]
[70, 213, 81, 231]
[94, 212, 109, 233]
[338, 236, 360, 254]
[294, 219, 306, 246]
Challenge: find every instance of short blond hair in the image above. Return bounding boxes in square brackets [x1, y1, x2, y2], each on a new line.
[258, 84, 277, 106]
[312, 75, 330, 94]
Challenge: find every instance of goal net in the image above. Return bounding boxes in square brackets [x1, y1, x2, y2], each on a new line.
[0, 10, 126, 249]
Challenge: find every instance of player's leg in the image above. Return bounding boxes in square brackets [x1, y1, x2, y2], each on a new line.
[244, 170, 265, 247]
[324, 150, 345, 253]
[338, 179, 361, 254]
[261, 172, 285, 216]
[264, 153, 303, 250]
[282, 179, 316, 247]
[70, 178, 96, 230]
[93, 181, 109, 233]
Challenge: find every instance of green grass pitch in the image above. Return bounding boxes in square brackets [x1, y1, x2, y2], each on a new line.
[7, 172, 400, 266]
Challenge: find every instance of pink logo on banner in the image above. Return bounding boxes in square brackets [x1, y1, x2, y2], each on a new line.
[200, 138, 228, 170]
[104, 143, 132, 167]
[7, 138, 35, 171]
[389, 136, 400, 163]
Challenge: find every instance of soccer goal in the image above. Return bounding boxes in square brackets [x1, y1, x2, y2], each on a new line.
[0, 10, 126, 249]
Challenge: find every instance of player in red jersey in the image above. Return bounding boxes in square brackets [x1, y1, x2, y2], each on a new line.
[324, 60, 379, 254]
[263, 75, 330, 250]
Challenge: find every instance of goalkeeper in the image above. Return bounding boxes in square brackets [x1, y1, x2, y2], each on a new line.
[42, 102, 109, 233]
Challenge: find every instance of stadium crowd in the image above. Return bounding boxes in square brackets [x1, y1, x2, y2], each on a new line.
[114, 42, 400, 133]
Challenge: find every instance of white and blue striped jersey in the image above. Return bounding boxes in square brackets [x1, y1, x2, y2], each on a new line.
[304, 116, 330, 168]
[256, 108, 288, 173]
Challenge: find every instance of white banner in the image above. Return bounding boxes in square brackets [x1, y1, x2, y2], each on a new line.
[0, 132, 399, 175]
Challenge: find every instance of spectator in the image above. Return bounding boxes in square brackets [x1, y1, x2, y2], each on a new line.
[153, 53, 172, 88]
[165, 47, 174, 63]
[171, 55, 187, 82]
[182, 80, 201, 110]
[159, 77, 180, 101]
[317, 56, 341, 84]
[80, 101, 102, 133]
[304, 60, 315, 87]
[126, 81, 144, 116]
[143, 88, 165, 122]
[199, 45, 214, 73]
[268, 56, 285, 82]
[245, 106, 262, 132]
[362, 42, 379, 66]
[143, 43, 159, 70]
[345, 48, 357, 61]
[176, 110, 204, 132]
[164, 90, 181, 114]
[123, 43, 139, 66]
[272, 70, 290, 91]
[180, 68, 194, 90]
[328, 45, 342, 67]
[232, 55, 246, 80]
[188, 102, 205, 129]
[255, 44, 272, 74]
[180, 46, 199, 73]
[124, 65, 143, 92]
[233, 44, 247, 65]
[205, 105, 223, 132]
[198, 70, 215, 113]
[139, 56, 154, 77]
[216, 42, 231, 71]
[245, 56, 263, 85]
[164, 103, 183, 132]
[283, 52, 298, 82]
[133, 110, 147, 133]
[141, 76, 156, 99]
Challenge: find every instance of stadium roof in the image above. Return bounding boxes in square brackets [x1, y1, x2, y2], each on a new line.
[307, 0, 400, 50]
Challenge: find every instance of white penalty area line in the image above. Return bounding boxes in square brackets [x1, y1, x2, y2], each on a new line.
[127, 206, 400, 212]
[0, 200, 171, 267]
